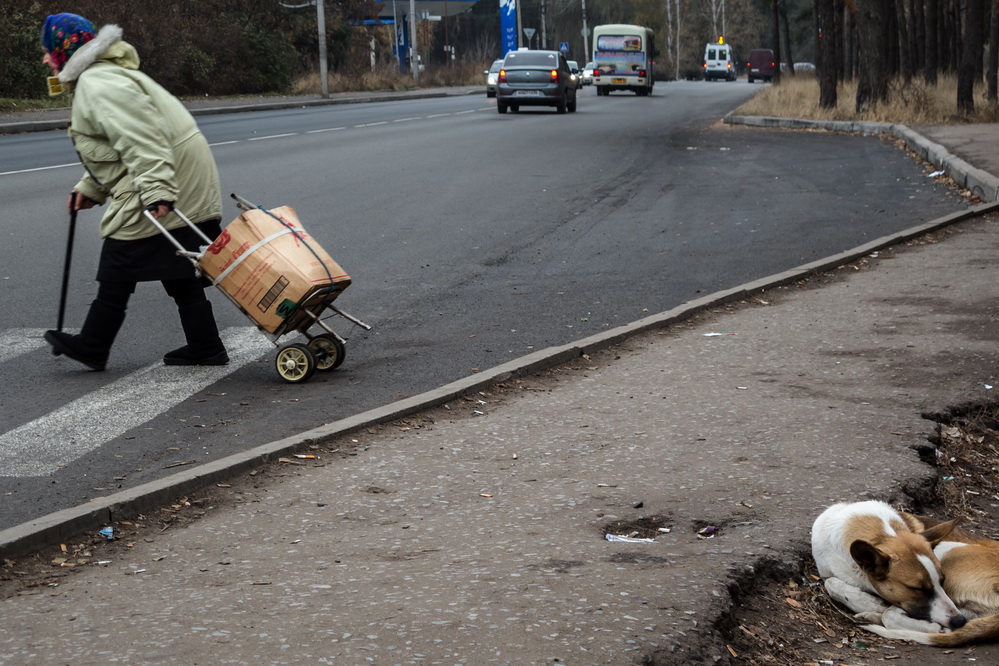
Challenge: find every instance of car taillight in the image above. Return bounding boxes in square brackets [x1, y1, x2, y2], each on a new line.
[593, 69, 600, 78]
[638, 69, 646, 77]
[498, 69, 506, 83]
[550, 69, 558, 82]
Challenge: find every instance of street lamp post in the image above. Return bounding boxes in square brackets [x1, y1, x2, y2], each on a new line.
[540, 0, 546, 50]
[516, 0, 523, 49]
[279, 0, 329, 98]
[317, 0, 328, 98]
[410, 0, 419, 84]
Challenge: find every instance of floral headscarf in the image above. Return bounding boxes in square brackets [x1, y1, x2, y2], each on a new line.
[40, 13, 96, 72]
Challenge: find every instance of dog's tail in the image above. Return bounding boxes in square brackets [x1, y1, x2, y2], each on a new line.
[864, 614, 999, 647]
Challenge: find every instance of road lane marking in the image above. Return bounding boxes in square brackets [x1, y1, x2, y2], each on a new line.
[0, 327, 273, 477]
[0, 163, 78, 176]
[248, 133, 298, 141]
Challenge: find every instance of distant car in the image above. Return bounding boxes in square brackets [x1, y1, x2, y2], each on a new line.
[747, 48, 775, 83]
[579, 61, 596, 85]
[794, 62, 816, 72]
[496, 49, 578, 114]
[703, 41, 737, 81]
[484, 59, 503, 98]
[567, 60, 583, 89]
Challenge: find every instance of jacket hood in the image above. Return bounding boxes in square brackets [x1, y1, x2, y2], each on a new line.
[59, 24, 139, 83]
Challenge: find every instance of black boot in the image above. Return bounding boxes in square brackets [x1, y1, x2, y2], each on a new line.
[45, 300, 126, 371]
[164, 300, 228, 366]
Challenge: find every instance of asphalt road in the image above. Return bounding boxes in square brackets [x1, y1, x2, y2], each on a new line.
[0, 82, 968, 530]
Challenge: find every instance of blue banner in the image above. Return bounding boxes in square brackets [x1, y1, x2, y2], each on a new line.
[500, 0, 518, 57]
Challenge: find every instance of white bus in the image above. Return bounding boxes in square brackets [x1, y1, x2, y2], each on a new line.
[591, 24, 656, 96]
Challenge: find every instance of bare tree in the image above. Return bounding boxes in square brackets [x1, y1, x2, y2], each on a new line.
[924, 0, 939, 82]
[989, 0, 999, 102]
[772, 0, 783, 83]
[855, 0, 889, 112]
[779, 0, 795, 76]
[957, 0, 984, 113]
[816, 0, 838, 106]
[664, 0, 682, 80]
[707, 0, 725, 38]
[894, 0, 913, 81]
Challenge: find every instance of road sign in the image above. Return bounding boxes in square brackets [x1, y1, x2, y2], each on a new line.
[559, 42, 569, 53]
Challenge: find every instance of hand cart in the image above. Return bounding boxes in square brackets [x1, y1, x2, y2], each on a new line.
[144, 193, 371, 383]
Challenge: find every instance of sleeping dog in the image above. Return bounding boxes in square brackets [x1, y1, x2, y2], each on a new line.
[862, 512, 999, 646]
[811, 501, 967, 634]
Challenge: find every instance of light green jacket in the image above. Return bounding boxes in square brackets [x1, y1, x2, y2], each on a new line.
[59, 25, 221, 240]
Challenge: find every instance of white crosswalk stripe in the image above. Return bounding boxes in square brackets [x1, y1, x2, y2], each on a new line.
[0, 327, 273, 477]
[0, 329, 58, 365]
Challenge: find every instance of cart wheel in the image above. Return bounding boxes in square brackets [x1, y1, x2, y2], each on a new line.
[275, 343, 316, 383]
[307, 334, 346, 371]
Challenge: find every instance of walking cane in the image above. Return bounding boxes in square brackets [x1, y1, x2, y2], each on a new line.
[56, 193, 78, 332]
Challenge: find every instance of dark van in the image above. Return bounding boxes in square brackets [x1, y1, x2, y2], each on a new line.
[747, 49, 775, 83]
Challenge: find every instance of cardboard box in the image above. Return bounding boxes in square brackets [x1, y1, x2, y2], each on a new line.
[198, 206, 351, 334]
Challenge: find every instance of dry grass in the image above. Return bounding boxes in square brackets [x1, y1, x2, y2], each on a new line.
[289, 61, 486, 95]
[734, 72, 999, 124]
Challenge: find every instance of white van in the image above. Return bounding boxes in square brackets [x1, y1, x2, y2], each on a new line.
[703, 40, 736, 81]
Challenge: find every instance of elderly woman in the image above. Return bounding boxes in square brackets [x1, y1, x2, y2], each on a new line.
[41, 13, 227, 371]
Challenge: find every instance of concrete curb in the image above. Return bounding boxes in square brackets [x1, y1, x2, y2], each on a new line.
[3, 199, 998, 559]
[726, 115, 999, 202]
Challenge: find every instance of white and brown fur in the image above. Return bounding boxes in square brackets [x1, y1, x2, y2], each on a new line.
[811, 501, 967, 634]
[861, 513, 999, 646]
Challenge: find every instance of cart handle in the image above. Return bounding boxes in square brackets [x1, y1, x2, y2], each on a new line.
[143, 206, 214, 268]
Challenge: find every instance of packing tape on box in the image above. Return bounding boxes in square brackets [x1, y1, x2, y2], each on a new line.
[211, 227, 297, 287]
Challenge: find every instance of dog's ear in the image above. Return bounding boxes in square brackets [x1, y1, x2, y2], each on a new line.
[920, 517, 963, 546]
[850, 539, 891, 578]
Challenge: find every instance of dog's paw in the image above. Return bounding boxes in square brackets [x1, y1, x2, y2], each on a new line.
[853, 611, 885, 624]
[823, 577, 890, 615]
[881, 606, 944, 633]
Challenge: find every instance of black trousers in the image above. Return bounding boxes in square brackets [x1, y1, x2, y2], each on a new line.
[96, 276, 208, 312]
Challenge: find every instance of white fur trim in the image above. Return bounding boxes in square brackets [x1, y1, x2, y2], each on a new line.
[59, 24, 123, 83]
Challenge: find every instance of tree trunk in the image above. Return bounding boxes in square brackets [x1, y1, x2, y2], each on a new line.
[911, 0, 925, 73]
[988, 0, 999, 101]
[817, 0, 838, 106]
[772, 0, 783, 84]
[925, 0, 938, 83]
[947, 0, 960, 72]
[780, 0, 795, 75]
[894, 0, 913, 80]
[843, 2, 856, 80]
[957, 0, 984, 114]
[886, 0, 899, 76]
[856, 0, 889, 112]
